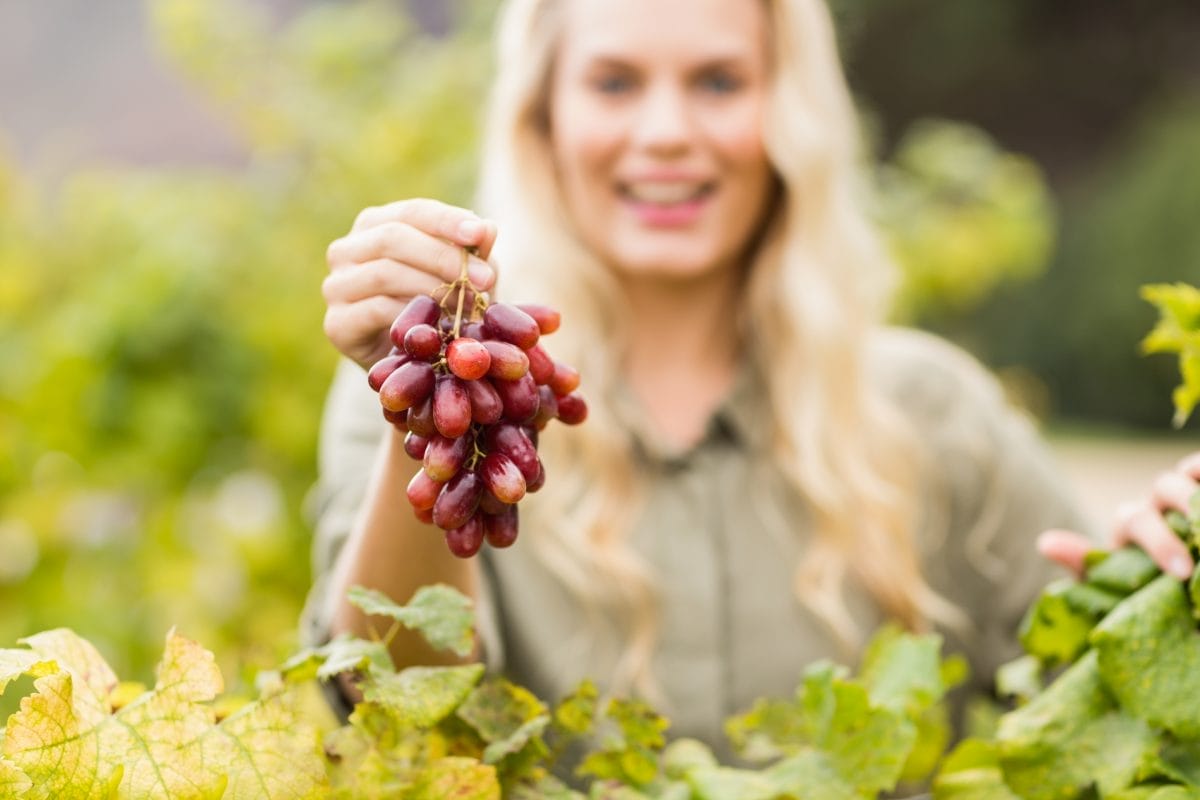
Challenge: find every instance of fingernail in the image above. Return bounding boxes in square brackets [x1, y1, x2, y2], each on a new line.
[467, 256, 495, 289]
[1169, 555, 1193, 580]
[457, 219, 486, 243]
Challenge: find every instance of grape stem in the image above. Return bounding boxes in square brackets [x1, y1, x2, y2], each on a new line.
[451, 248, 470, 339]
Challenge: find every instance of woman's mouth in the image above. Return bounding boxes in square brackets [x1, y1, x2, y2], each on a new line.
[617, 180, 717, 227]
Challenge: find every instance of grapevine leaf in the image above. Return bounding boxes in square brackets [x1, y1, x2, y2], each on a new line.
[859, 626, 946, 715]
[1085, 547, 1161, 596]
[201, 686, 329, 799]
[508, 774, 587, 799]
[683, 766, 781, 800]
[408, 756, 500, 800]
[1091, 574, 1200, 737]
[0, 759, 31, 796]
[361, 663, 484, 728]
[577, 697, 668, 788]
[280, 634, 392, 682]
[1141, 282, 1200, 427]
[764, 750, 860, 800]
[553, 679, 599, 737]
[348, 584, 475, 657]
[456, 678, 549, 764]
[0, 651, 56, 696]
[98, 630, 227, 798]
[729, 661, 915, 796]
[661, 738, 718, 780]
[18, 629, 119, 716]
[1108, 788, 1200, 800]
[1017, 578, 1097, 666]
[994, 655, 1041, 703]
[932, 739, 1021, 800]
[996, 650, 1157, 800]
[2, 671, 125, 799]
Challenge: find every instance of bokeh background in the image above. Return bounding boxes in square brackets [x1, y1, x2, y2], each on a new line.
[0, 0, 1197, 693]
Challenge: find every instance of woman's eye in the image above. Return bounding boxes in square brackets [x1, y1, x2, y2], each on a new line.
[698, 71, 742, 94]
[593, 73, 635, 94]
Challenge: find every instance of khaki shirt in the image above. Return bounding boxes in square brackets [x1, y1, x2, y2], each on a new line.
[302, 327, 1090, 757]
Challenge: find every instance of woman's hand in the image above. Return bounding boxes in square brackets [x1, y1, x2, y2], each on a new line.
[322, 199, 499, 370]
[1039, 451, 1200, 579]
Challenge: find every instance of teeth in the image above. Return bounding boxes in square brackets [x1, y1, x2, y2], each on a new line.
[625, 182, 705, 204]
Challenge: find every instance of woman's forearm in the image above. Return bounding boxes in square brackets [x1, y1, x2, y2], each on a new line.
[325, 426, 479, 669]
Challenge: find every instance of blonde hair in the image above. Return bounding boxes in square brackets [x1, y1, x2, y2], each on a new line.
[476, 0, 962, 696]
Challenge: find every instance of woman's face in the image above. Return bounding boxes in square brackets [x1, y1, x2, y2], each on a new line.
[549, 0, 774, 283]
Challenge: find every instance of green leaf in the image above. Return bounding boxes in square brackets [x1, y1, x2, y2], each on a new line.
[577, 697, 668, 788]
[1091, 574, 1200, 737]
[0, 651, 57, 697]
[361, 663, 484, 728]
[684, 766, 783, 800]
[1017, 578, 1098, 666]
[202, 686, 329, 799]
[408, 756, 500, 800]
[995, 655, 1042, 703]
[0, 759, 31, 797]
[661, 738, 718, 780]
[348, 584, 476, 658]
[1141, 282, 1200, 427]
[996, 650, 1157, 800]
[859, 625, 946, 715]
[553, 679, 598, 737]
[1085, 547, 1161, 596]
[280, 634, 393, 682]
[456, 678, 549, 763]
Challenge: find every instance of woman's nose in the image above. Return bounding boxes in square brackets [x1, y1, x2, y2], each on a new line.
[631, 83, 694, 154]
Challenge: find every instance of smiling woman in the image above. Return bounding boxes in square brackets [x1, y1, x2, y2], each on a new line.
[303, 0, 1200, 761]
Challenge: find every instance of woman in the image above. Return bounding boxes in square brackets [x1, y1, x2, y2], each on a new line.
[307, 0, 1199, 756]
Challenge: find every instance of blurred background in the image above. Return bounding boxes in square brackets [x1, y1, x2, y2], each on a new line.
[0, 0, 1197, 691]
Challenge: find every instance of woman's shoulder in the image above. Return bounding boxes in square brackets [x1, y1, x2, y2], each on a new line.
[865, 325, 1012, 428]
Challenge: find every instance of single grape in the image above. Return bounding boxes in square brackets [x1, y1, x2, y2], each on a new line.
[389, 295, 441, 348]
[556, 391, 588, 425]
[525, 343, 555, 385]
[482, 340, 530, 381]
[478, 490, 510, 516]
[526, 460, 546, 493]
[406, 469, 443, 511]
[548, 361, 581, 396]
[462, 320, 486, 340]
[368, 353, 410, 392]
[515, 304, 560, 335]
[413, 506, 434, 525]
[432, 374, 472, 439]
[403, 323, 443, 361]
[446, 337, 492, 381]
[433, 469, 484, 530]
[479, 452, 526, 504]
[423, 433, 473, 482]
[532, 386, 558, 429]
[465, 377, 504, 425]
[403, 431, 430, 460]
[379, 361, 435, 412]
[494, 372, 541, 423]
[382, 408, 408, 429]
[445, 514, 485, 558]
[487, 423, 540, 483]
[406, 395, 437, 438]
[484, 506, 519, 548]
[483, 303, 541, 350]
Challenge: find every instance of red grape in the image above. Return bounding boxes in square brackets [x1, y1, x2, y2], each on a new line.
[548, 361, 580, 396]
[525, 343, 555, 385]
[465, 377, 504, 425]
[403, 431, 430, 460]
[446, 337, 491, 381]
[483, 303, 540, 350]
[433, 469, 483, 530]
[432, 374, 472, 439]
[482, 340, 530, 381]
[556, 392, 588, 425]
[515, 304, 560, 335]
[368, 353, 410, 392]
[389, 295, 440, 348]
[403, 323, 442, 361]
[406, 395, 436, 438]
[479, 452, 526, 504]
[423, 433, 473, 483]
[484, 507, 519, 548]
[406, 469, 442, 511]
[379, 361, 435, 412]
[445, 514, 485, 558]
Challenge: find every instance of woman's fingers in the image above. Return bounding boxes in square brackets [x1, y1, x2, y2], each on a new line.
[349, 199, 500, 260]
[327, 222, 496, 290]
[322, 259, 445, 306]
[1037, 528, 1095, 578]
[322, 295, 408, 368]
[1113, 499, 1193, 579]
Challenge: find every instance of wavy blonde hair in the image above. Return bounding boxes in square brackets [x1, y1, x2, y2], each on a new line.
[476, 0, 963, 696]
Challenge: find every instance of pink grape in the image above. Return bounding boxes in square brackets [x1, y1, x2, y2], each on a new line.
[557, 392, 588, 425]
[525, 343, 555, 385]
[423, 433, 472, 482]
[379, 361, 435, 412]
[479, 452, 526, 504]
[406, 469, 442, 511]
[446, 337, 491, 381]
[403, 432, 430, 460]
[433, 469, 483, 530]
[445, 514, 485, 558]
[484, 507, 519, 548]
[515, 304, 560, 335]
[403, 323, 442, 361]
[465, 377, 504, 425]
[432, 375, 472, 438]
[389, 295, 440, 348]
[406, 395, 436, 438]
[494, 372, 540, 424]
[482, 340, 530, 381]
[368, 354, 410, 392]
[483, 303, 540, 350]
[547, 361, 580, 396]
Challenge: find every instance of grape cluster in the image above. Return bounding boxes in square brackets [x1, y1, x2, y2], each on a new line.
[366, 269, 586, 558]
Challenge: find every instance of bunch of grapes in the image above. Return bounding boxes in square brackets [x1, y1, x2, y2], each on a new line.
[365, 256, 586, 558]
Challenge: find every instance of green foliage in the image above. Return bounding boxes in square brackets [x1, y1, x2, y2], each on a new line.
[1142, 282, 1200, 427]
[936, 485, 1200, 800]
[0, 585, 958, 797]
[0, 0, 491, 689]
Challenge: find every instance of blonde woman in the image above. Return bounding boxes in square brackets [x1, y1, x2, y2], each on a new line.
[308, 0, 1200, 754]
